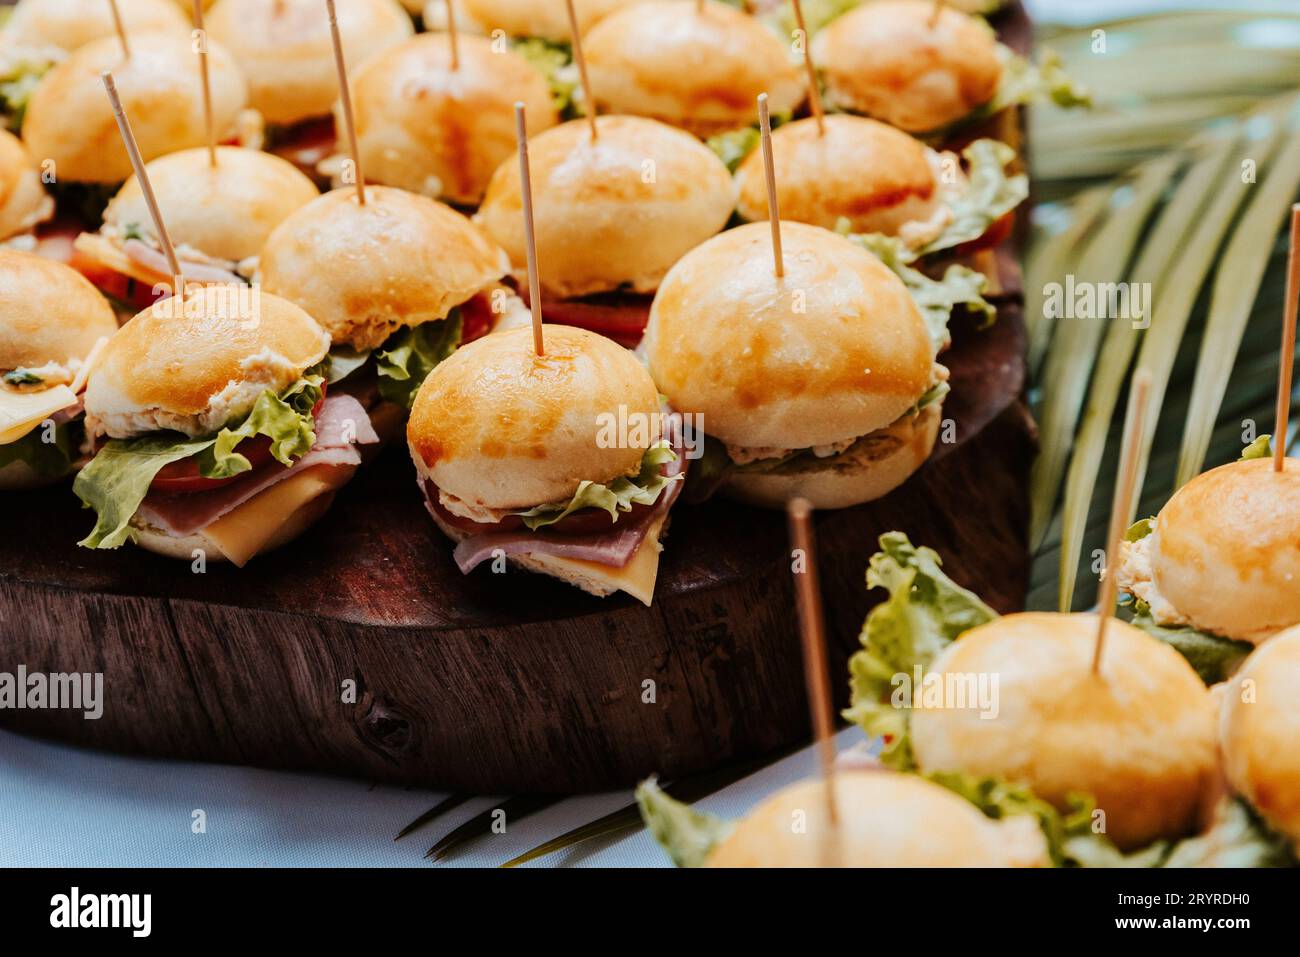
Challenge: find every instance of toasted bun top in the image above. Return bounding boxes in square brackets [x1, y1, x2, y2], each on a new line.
[408, 325, 659, 509]
[85, 289, 329, 426]
[0, 250, 117, 370]
[259, 185, 509, 352]
[348, 33, 558, 206]
[103, 147, 319, 263]
[584, 1, 804, 136]
[911, 612, 1217, 851]
[461, 0, 636, 41]
[3, 0, 187, 54]
[706, 771, 1049, 868]
[736, 115, 941, 235]
[1151, 458, 1300, 643]
[643, 221, 932, 449]
[1219, 627, 1300, 846]
[812, 0, 1002, 133]
[20, 31, 247, 184]
[0, 128, 52, 241]
[207, 0, 412, 125]
[477, 115, 734, 299]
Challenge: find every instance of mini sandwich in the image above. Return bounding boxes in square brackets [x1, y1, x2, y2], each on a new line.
[407, 324, 685, 606]
[0, 128, 52, 244]
[1, 0, 187, 56]
[476, 115, 734, 345]
[1, 250, 116, 489]
[458, 0, 635, 42]
[637, 771, 1049, 868]
[75, 287, 379, 564]
[642, 221, 947, 509]
[583, 0, 804, 137]
[70, 146, 319, 312]
[337, 32, 558, 206]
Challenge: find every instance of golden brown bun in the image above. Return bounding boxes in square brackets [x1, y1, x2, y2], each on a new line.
[2, 0, 187, 54]
[477, 116, 734, 299]
[584, 1, 804, 137]
[735, 115, 942, 235]
[84, 289, 329, 435]
[0, 249, 117, 369]
[727, 399, 941, 510]
[20, 31, 247, 184]
[911, 612, 1217, 851]
[103, 147, 319, 263]
[259, 185, 509, 352]
[0, 129, 53, 241]
[643, 221, 932, 450]
[706, 770, 1049, 867]
[1150, 458, 1300, 644]
[347, 33, 557, 206]
[1219, 627, 1300, 848]
[812, 0, 1002, 133]
[408, 324, 659, 509]
[207, 0, 413, 126]
[461, 0, 635, 41]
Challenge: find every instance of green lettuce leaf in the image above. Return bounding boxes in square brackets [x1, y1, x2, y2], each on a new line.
[923, 139, 1028, 257]
[512, 38, 579, 119]
[983, 45, 1092, 117]
[513, 441, 681, 530]
[761, 0, 863, 38]
[635, 777, 734, 869]
[0, 420, 77, 479]
[374, 314, 462, 410]
[1125, 604, 1252, 685]
[326, 346, 372, 385]
[705, 126, 760, 173]
[3, 369, 44, 386]
[196, 370, 323, 478]
[0, 50, 55, 131]
[844, 532, 998, 769]
[1240, 434, 1273, 460]
[1125, 517, 1155, 542]
[1162, 799, 1299, 868]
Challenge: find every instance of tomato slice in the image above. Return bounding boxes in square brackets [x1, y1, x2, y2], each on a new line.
[459, 293, 494, 345]
[515, 283, 654, 348]
[953, 211, 1015, 257]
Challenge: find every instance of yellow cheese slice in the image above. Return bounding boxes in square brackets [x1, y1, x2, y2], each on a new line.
[0, 384, 79, 444]
[200, 465, 351, 567]
[69, 336, 109, 395]
[524, 515, 667, 606]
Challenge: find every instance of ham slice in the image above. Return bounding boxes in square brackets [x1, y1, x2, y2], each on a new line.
[137, 394, 378, 537]
[123, 238, 244, 286]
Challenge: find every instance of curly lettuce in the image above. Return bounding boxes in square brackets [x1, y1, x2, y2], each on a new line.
[326, 346, 372, 385]
[513, 441, 680, 530]
[512, 38, 579, 119]
[705, 126, 760, 173]
[635, 777, 733, 869]
[374, 313, 462, 410]
[1240, 434, 1274, 460]
[0, 48, 56, 132]
[0, 420, 77, 479]
[983, 46, 1092, 117]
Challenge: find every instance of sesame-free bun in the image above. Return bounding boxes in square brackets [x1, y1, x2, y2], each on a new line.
[911, 612, 1217, 851]
[736, 115, 942, 235]
[705, 771, 1049, 867]
[259, 185, 509, 352]
[477, 116, 734, 299]
[347, 33, 558, 206]
[461, 0, 635, 42]
[643, 221, 932, 450]
[206, 0, 412, 126]
[408, 325, 660, 509]
[584, 1, 804, 137]
[21, 31, 247, 184]
[1148, 458, 1300, 644]
[1219, 627, 1300, 848]
[0, 250, 117, 370]
[2, 0, 187, 54]
[813, 0, 1003, 133]
[103, 147, 319, 263]
[84, 288, 329, 439]
[0, 129, 53, 241]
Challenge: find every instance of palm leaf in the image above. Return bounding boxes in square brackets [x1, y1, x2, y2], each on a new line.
[393, 793, 470, 841]
[424, 794, 562, 862]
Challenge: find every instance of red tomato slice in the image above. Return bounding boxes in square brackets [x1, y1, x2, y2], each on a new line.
[459, 293, 494, 345]
[953, 211, 1015, 257]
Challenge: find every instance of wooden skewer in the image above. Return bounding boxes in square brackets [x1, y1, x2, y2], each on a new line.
[514, 103, 545, 357]
[564, 0, 597, 140]
[326, 0, 365, 206]
[107, 0, 130, 59]
[929, 0, 946, 28]
[446, 0, 460, 70]
[1272, 205, 1300, 471]
[192, 0, 216, 167]
[1092, 368, 1153, 674]
[102, 71, 183, 296]
[786, 497, 839, 862]
[757, 93, 784, 279]
[696, 0, 704, 14]
[790, 0, 824, 136]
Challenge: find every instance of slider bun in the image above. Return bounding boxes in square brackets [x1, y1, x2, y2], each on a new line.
[461, 0, 635, 41]
[584, 0, 805, 137]
[643, 221, 932, 450]
[812, 0, 1003, 133]
[20, 31, 247, 184]
[84, 289, 329, 437]
[259, 185, 509, 351]
[408, 325, 660, 509]
[0, 129, 53, 241]
[910, 612, 1217, 851]
[2, 0, 187, 54]
[104, 147, 319, 263]
[735, 115, 942, 235]
[1148, 458, 1300, 644]
[206, 0, 413, 126]
[348, 33, 558, 206]
[477, 115, 734, 299]
[1219, 627, 1300, 848]
[706, 770, 1049, 867]
[0, 249, 117, 369]
[727, 400, 941, 510]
